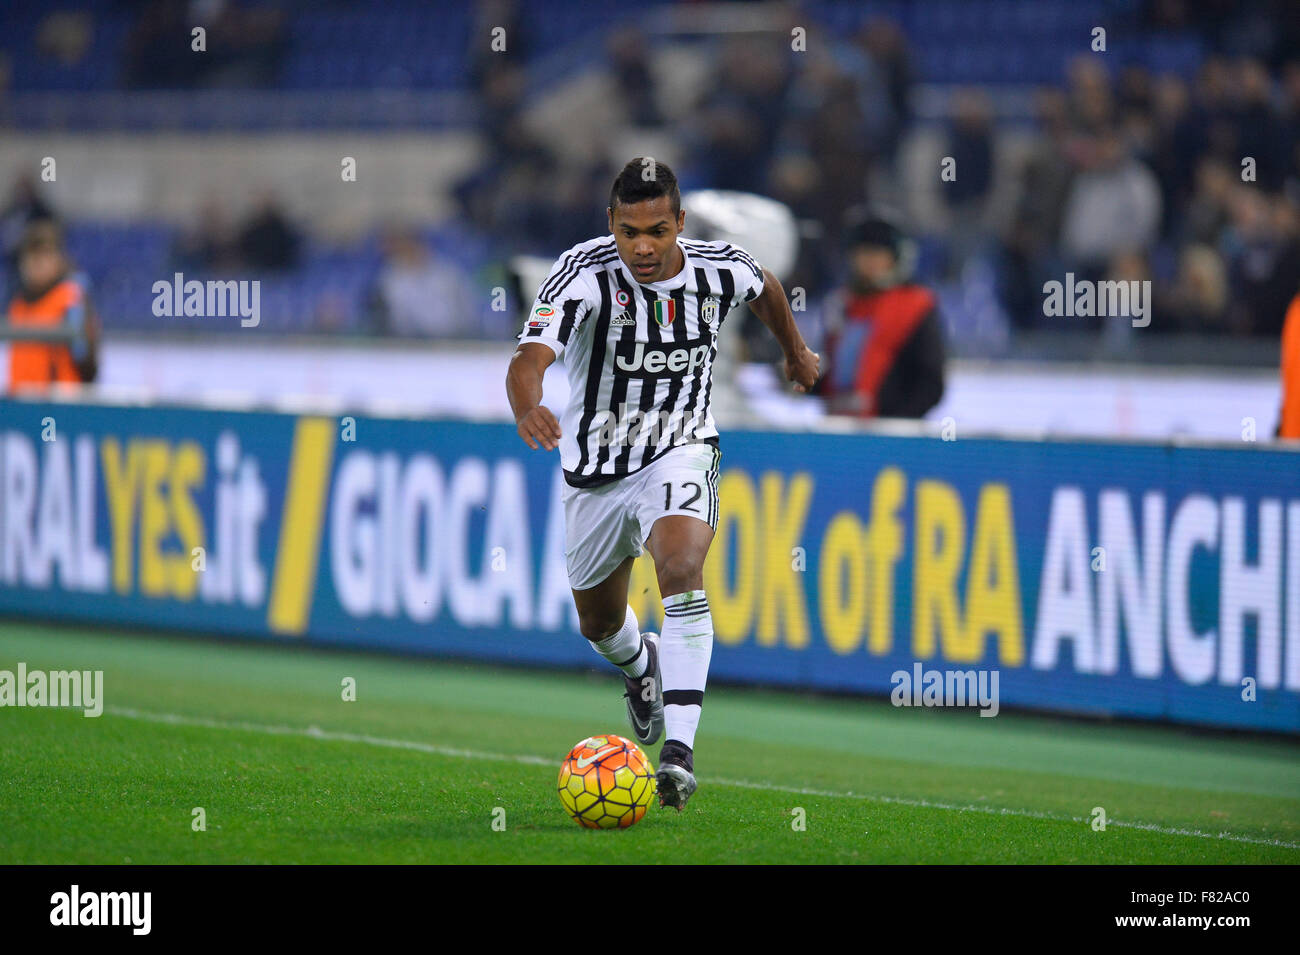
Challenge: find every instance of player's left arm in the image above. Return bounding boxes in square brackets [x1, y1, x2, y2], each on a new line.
[748, 268, 820, 393]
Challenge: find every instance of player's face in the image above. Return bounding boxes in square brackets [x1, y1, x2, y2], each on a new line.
[608, 196, 685, 284]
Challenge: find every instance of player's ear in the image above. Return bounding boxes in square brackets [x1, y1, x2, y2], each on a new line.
[607, 207, 614, 232]
[677, 208, 685, 233]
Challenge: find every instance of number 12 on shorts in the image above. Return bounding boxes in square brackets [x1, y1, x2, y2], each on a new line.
[662, 481, 703, 512]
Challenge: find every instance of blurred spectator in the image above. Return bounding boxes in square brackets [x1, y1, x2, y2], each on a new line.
[1, 174, 57, 290]
[475, 65, 538, 160]
[689, 35, 792, 195]
[1179, 158, 1236, 245]
[941, 88, 995, 276]
[36, 11, 93, 67]
[365, 228, 479, 338]
[1233, 57, 1288, 189]
[467, 0, 531, 92]
[1059, 127, 1162, 272]
[199, 0, 289, 88]
[854, 18, 915, 165]
[1148, 74, 1199, 237]
[238, 192, 301, 272]
[778, 44, 877, 275]
[454, 63, 556, 249]
[1000, 91, 1073, 328]
[123, 0, 199, 88]
[1015, 91, 1074, 246]
[547, 160, 616, 252]
[811, 215, 945, 419]
[1221, 186, 1300, 337]
[1193, 55, 1241, 161]
[608, 28, 662, 128]
[124, 0, 287, 89]
[768, 152, 835, 310]
[5, 219, 99, 391]
[1154, 244, 1230, 332]
[171, 194, 242, 273]
[1065, 56, 1116, 133]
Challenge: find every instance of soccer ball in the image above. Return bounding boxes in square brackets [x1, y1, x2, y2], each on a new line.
[557, 734, 656, 829]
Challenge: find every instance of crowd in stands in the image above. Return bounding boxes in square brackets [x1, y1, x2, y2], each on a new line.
[4, 0, 1299, 347]
[996, 54, 1300, 338]
[450, 4, 1300, 344]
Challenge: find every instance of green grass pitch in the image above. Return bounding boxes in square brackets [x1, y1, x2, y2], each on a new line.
[1, 620, 1297, 864]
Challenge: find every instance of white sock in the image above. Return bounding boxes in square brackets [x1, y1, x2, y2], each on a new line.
[659, 589, 714, 750]
[588, 605, 648, 678]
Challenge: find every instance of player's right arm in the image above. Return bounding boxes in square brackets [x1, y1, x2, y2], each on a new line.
[505, 247, 597, 450]
[506, 342, 561, 450]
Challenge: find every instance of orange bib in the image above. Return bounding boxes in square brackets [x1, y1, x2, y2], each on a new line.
[7, 278, 85, 388]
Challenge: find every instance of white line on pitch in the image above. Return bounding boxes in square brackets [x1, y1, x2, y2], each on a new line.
[106, 705, 1300, 852]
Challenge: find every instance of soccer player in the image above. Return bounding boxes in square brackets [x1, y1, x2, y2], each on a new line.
[505, 158, 820, 809]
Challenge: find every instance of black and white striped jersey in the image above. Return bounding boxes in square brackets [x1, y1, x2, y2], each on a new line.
[517, 234, 766, 488]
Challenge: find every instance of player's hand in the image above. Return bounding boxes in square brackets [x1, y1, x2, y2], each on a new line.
[517, 405, 561, 451]
[784, 344, 821, 393]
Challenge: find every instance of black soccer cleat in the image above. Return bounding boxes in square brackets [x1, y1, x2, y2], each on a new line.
[623, 631, 664, 745]
[655, 739, 697, 811]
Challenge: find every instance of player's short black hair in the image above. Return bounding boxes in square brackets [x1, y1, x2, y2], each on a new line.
[609, 157, 680, 216]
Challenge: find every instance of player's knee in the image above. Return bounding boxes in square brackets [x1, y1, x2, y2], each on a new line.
[578, 609, 626, 642]
[656, 555, 704, 597]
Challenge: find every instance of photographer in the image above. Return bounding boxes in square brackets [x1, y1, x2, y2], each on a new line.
[812, 215, 945, 419]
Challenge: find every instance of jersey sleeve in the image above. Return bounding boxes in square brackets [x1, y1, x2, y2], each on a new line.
[516, 254, 595, 359]
[723, 242, 766, 303]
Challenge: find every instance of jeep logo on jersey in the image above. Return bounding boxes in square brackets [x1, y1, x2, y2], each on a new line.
[614, 338, 710, 377]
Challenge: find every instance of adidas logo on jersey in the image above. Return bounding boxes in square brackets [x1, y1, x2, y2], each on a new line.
[614, 339, 710, 377]
[610, 310, 636, 326]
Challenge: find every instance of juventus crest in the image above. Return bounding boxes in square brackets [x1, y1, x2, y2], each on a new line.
[700, 296, 720, 326]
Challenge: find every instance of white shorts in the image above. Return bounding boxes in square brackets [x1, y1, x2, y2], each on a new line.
[563, 442, 721, 591]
